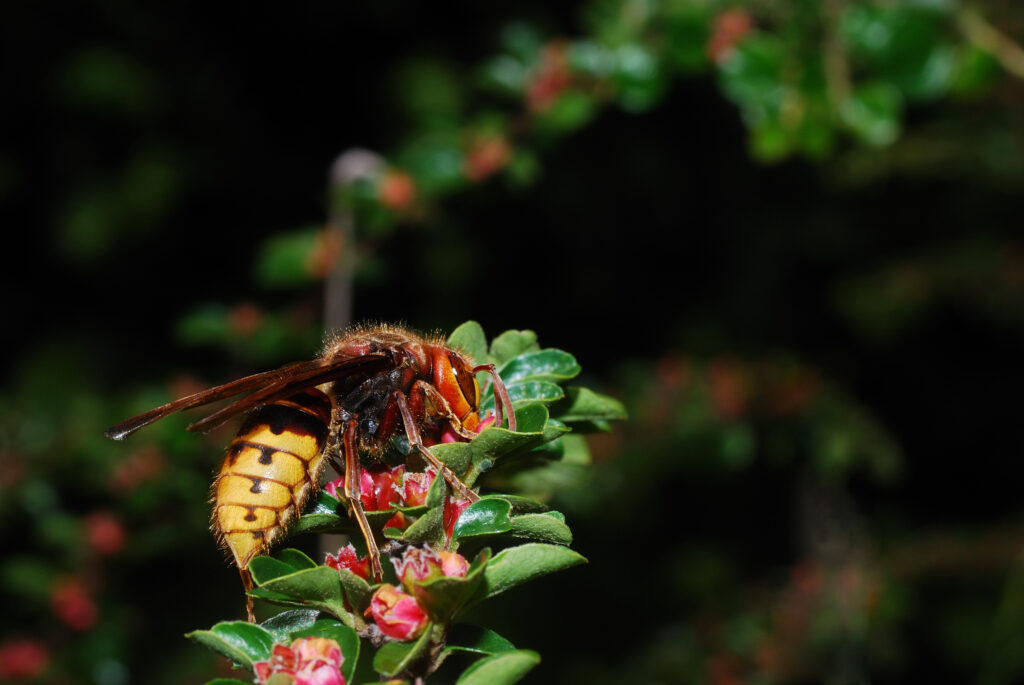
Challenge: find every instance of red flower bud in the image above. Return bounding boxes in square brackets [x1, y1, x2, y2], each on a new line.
[254, 636, 346, 685]
[399, 467, 436, 506]
[392, 544, 469, 588]
[383, 512, 410, 531]
[323, 476, 343, 499]
[443, 496, 472, 540]
[324, 544, 370, 580]
[368, 585, 429, 641]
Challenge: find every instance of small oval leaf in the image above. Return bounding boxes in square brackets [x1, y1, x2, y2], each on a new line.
[456, 650, 540, 685]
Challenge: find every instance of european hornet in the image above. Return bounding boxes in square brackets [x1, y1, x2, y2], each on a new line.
[106, 324, 516, 621]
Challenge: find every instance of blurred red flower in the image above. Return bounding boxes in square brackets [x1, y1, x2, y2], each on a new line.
[526, 41, 572, 112]
[707, 9, 754, 64]
[0, 639, 49, 679]
[377, 170, 417, 212]
[84, 511, 126, 556]
[464, 135, 512, 183]
[50, 578, 97, 631]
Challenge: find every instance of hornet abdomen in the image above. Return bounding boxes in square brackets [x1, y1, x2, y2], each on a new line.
[212, 388, 332, 569]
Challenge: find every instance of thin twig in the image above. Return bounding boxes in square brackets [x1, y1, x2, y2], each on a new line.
[957, 6, 1024, 81]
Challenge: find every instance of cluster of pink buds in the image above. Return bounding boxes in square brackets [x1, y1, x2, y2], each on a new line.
[324, 465, 439, 530]
[366, 545, 470, 641]
[253, 636, 346, 685]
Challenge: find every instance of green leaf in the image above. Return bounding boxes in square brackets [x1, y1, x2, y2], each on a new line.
[508, 513, 573, 546]
[550, 387, 627, 423]
[400, 506, 445, 546]
[186, 621, 275, 671]
[443, 625, 516, 657]
[454, 498, 514, 540]
[841, 82, 902, 147]
[260, 609, 320, 642]
[249, 556, 302, 585]
[498, 350, 580, 384]
[253, 228, 320, 289]
[373, 624, 434, 677]
[480, 381, 564, 414]
[254, 567, 351, 627]
[486, 494, 550, 513]
[448, 321, 489, 366]
[488, 330, 539, 366]
[205, 679, 252, 685]
[289, 618, 361, 684]
[275, 548, 317, 570]
[456, 650, 540, 685]
[480, 544, 587, 602]
[429, 405, 553, 484]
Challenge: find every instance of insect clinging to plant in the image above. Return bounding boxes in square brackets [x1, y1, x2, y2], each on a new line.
[106, 323, 516, 621]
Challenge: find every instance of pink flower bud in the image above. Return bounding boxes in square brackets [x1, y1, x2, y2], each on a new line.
[475, 412, 497, 432]
[399, 467, 436, 507]
[323, 476, 343, 499]
[392, 545, 469, 588]
[254, 637, 346, 685]
[324, 544, 370, 580]
[443, 496, 472, 540]
[383, 512, 410, 531]
[368, 584, 429, 641]
[438, 550, 469, 578]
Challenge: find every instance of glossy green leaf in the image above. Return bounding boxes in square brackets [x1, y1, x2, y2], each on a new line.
[486, 494, 549, 513]
[488, 330, 539, 366]
[550, 386, 627, 423]
[309, 491, 342, 515]
[453, 498, 513, 540]
[249, 556, 301, 585]
[456, 650, 540, 685]
[373, 624, 434, 677]
[430, 405, 552, 484]
[276, 548, 317, 570]
[498, 350, 580, 384]
[442, 625, 516, 658]
[481, 381, 563, 414]
[255, 566, 350, 626]
[186, 621, 274, 671]
[448, 321, 489, 366]
[289, 618, 361, 684]
[205, 679, 252, 685]
[261, 609, 319, 642]
[480, 544, 586, 601]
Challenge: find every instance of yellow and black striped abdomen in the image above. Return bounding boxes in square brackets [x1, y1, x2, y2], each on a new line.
[212, 388, 332, 569]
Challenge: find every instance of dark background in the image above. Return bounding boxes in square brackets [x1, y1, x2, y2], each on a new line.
[3, 1, 1024, 683]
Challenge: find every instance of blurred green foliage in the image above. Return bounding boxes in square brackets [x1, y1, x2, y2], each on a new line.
[5, 0, 1024, 682]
